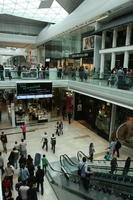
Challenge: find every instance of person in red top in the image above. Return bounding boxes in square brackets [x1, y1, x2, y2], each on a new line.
[21, 123, 27, 140]
[2, 176, 12, 193]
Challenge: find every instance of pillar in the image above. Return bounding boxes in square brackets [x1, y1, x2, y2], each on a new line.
[101, 31, 106, 49]
[126, 24, 132, 46]
[37, 48, 41, 63]
[93, 35, 102, 72]
[109, 104, 116, 140]
[100, 54, 105, 78]
[111, 52, 116, 70]
[112, 29, 117, 48]
[123, 51, 129, 68]
[11, 103, 16, 127]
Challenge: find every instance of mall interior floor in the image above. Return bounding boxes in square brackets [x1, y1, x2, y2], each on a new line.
[1, 119, 133, 200]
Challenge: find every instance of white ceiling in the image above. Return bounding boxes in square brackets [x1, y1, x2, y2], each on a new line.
[0, 0, 68, 23]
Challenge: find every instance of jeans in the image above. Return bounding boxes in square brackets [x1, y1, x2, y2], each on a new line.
[42, 142, 48, 151]
[2, 143, 7, 153]
[37, 181, 44, 195]
[51, 144, 55, 153]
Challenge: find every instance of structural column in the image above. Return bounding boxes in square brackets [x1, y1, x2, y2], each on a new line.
[112, 29, 117, 48]
[100, 53, 105, 78]
[126, 24, 132, 46]
[11, 103, 16, 127]
[111, 52, 116, 70]
[109, 104, 117, 140]
[101, 31, 106, 49]
[123, 51, 129, 68]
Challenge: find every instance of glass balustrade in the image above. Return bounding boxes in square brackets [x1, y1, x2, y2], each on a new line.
[1, 69, 133, 92]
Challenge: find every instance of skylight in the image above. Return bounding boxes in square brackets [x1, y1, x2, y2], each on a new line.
[0, 0, 68, 23]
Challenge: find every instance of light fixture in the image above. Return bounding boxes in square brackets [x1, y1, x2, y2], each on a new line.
[96, 15, 108, 22]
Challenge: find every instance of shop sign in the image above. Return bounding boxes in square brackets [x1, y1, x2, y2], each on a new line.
[70, 53, 89, 58]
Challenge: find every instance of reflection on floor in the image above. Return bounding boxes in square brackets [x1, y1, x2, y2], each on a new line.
[1, 120, 133, 200]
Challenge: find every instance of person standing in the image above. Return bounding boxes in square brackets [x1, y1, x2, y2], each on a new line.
[28, 183, 38, 200]
[36, 166, 44, 195]
[78, 157, 93, 191]
[110, 157, 118, 174]
[42, 132, 48, 151]
[115, 139, 121, 158]
[20, 139, 27, 158]
[51, 134, 56, 153]
[89, 143, 95, 162]
[4, 162, 14, 188]
[0, 152, 4, 174]
[19, 181, 29, 200]
[21, 123, 27, 140]
[19, 164, 29, 182]
[0, 131, 8, 153]
[68, 112, 72, 124]
[59, 121, 63, 135]
[123, 157, 131, 176]
[41, 154, 48, 174]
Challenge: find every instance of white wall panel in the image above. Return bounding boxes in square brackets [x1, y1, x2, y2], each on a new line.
[37, 0, 131, 45]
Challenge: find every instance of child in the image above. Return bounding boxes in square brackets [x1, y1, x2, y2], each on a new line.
[104, 152, 111, 161]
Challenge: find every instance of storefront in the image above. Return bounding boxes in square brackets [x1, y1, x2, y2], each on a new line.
[74, 93, 111, 139]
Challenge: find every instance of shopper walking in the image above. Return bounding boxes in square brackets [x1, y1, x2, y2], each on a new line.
[110, 157, 118, 174]
[4, 162, 14, 188]
[78, 157, 93, 191]
[0, 152, 4, 174]
[21, 123, 27, 140]
[19, 164, 29, 182]
[41, 154, 48, 174]
[20, 139, 27, 158]
[51, 134, 56, 153]
[36, 166, 44, 195]
[0, 131, 8, 153]
[115, 139, 121, 158]
[19, 181, 29, 200]
[42, 132, 48, 151]
[123, 157, 131, 176]
[68, 112, 72, 124]
[89, 143, 95, 162]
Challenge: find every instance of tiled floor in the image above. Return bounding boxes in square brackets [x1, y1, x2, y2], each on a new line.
[1, 120, 133, 200]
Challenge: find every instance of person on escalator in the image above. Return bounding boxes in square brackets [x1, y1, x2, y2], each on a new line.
[110, 157, 118, 174]
[78, 157, 93, 191]
[88, 143, 95, 162]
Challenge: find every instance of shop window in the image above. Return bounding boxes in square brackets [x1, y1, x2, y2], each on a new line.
[105, 31, 113, 49]
[115, 54, 124, 68]
[128, 54, 133, 70]
[117, 27, 126, 47]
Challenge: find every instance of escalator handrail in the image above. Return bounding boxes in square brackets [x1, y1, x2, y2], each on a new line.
[61, 153, 130, 173]
[77, 150, 133, 163]
[62, 154, 78, 166]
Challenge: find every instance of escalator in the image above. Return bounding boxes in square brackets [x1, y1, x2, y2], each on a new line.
[77, 151, 133, 176]
[59, 154, 133, 199]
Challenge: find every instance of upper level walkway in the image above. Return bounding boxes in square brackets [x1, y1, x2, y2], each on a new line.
[0, 71, 133, 110]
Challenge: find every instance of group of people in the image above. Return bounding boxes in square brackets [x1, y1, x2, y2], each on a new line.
[41, 132, 56, 154]
[0, 135, 49, 200]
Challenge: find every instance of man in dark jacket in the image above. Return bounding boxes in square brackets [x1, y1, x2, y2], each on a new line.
[35, 166, 44, 195]
[115, 139, 121, 158]
[0, 132, 7, 153]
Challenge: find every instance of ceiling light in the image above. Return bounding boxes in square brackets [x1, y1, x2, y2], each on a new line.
[96, 15, 108, 22]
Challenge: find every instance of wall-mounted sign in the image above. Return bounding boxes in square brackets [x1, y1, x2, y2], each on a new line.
[83, 36, 94, 51]
[70, 52, 89, 58]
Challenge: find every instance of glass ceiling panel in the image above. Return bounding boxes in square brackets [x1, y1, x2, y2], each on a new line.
[0, 0, 68, 23]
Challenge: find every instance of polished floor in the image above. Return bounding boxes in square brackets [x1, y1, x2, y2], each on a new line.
[1, 119, 133, 200]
